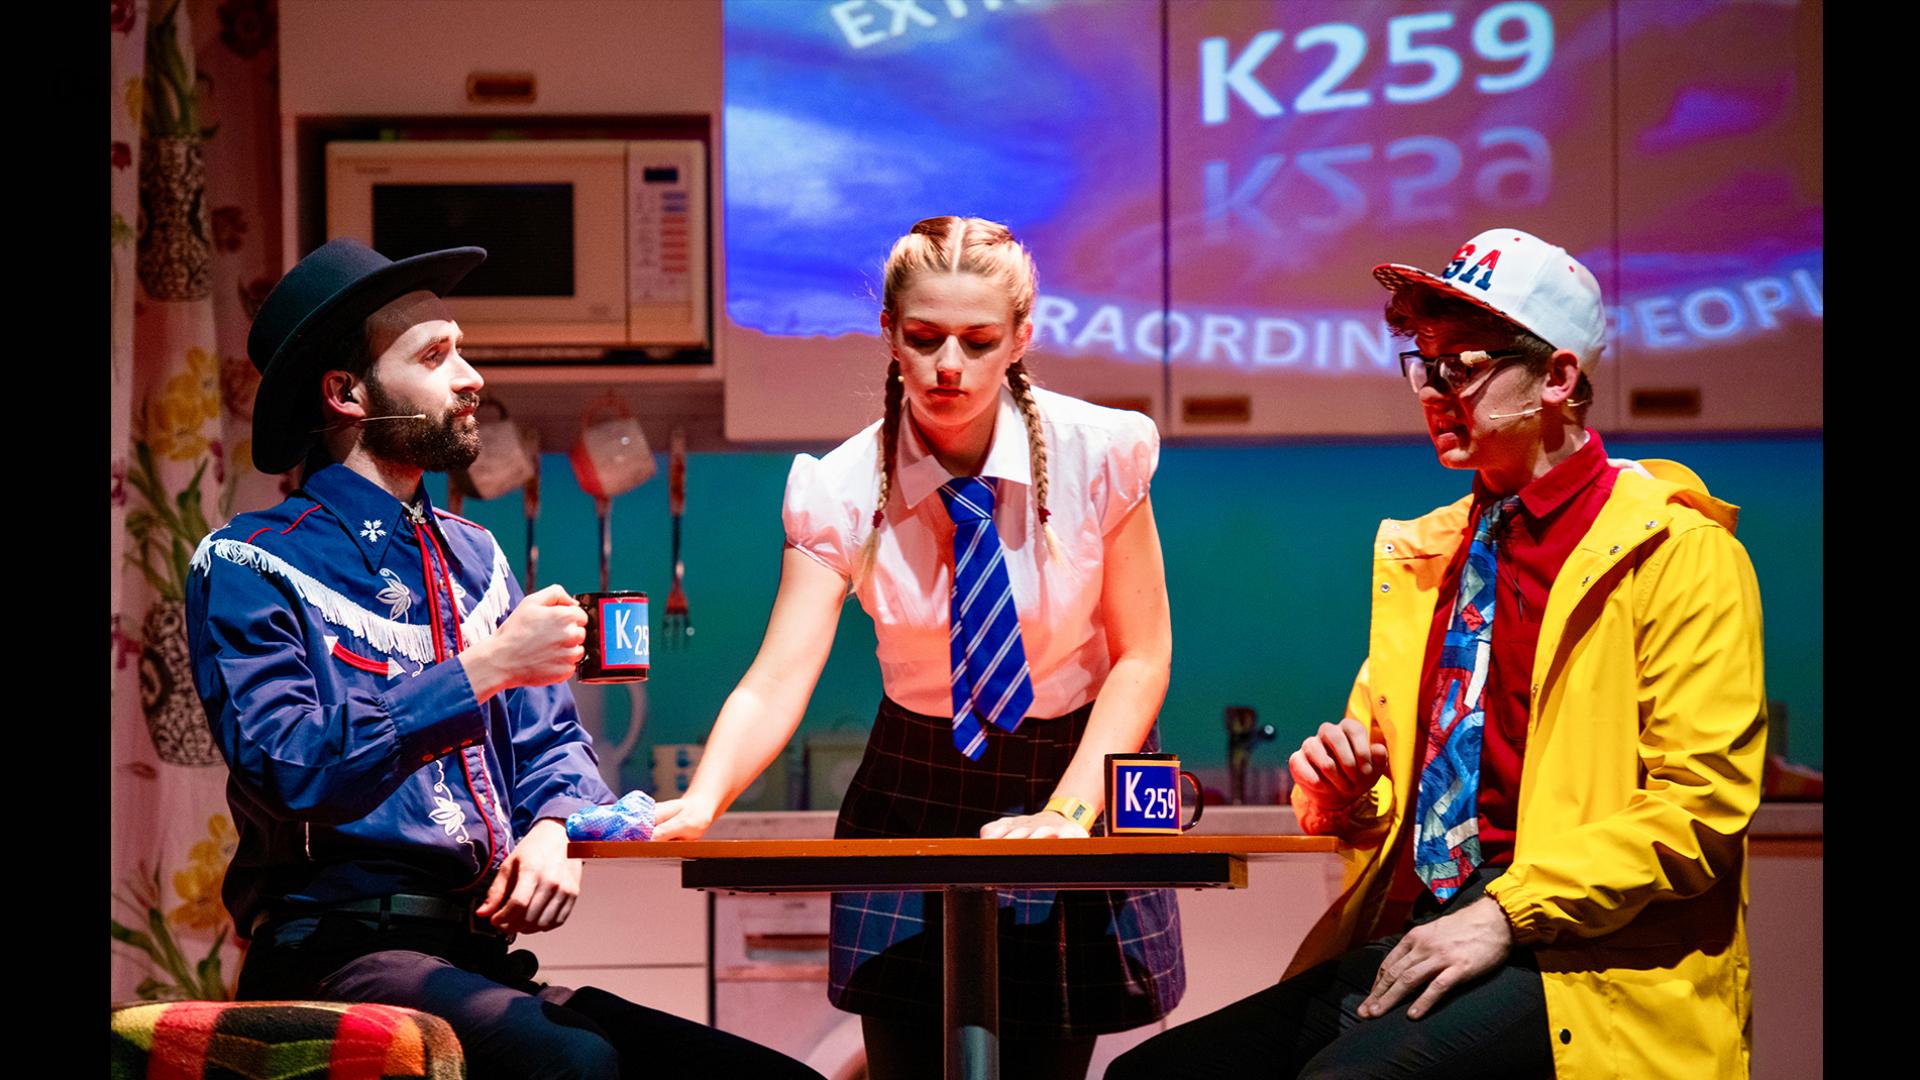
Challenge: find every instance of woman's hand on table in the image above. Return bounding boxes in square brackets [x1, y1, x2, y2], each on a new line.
[651, 796, 718, 841]
[980, 810, 1091, 840]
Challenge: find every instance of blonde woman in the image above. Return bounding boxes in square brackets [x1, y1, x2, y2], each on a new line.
[654, 217, 1181, 1079]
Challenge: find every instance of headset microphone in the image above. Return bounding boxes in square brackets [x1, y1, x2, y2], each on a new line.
[1486, 405, 1544, 420]
[307, 413, 429, 434]
[1488, 392, 1590, 421]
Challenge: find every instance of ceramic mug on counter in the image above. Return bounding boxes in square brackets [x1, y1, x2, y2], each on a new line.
[1104, 752, 1204, 834]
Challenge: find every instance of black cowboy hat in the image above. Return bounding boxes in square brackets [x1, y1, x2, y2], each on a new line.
[246, 237, 486, 474]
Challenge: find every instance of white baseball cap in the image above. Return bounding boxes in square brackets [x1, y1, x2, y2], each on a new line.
[1373, 228, 1607, 370]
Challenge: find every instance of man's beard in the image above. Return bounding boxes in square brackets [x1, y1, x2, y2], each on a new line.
[358, 373, 482, 472]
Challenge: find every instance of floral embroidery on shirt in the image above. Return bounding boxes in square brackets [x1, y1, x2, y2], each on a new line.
[376, 567, 411, 620]
[429, 760, 479, 870]
[360, 519, 385, 543]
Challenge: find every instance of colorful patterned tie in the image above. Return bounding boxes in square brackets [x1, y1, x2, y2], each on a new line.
[939, 477, 1035, 760]
[1413, 496, 1521, 900]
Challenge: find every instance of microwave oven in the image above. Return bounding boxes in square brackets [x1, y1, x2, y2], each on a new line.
[325, 139, 707, 351]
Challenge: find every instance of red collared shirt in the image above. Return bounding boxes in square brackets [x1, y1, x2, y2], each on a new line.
[1385, 429, 1618, 914]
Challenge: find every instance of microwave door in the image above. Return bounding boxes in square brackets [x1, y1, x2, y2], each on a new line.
[326, 139, 630, 346]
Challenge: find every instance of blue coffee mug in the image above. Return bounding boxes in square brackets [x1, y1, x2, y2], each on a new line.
[1104, 753, 1204, 834]
[578, 591, 650, 684]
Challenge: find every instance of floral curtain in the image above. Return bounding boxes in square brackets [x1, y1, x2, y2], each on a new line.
[111, 0, 284, 1003]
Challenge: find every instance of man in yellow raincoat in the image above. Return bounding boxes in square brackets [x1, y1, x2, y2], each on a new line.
[1111, 229, 1766, 1079]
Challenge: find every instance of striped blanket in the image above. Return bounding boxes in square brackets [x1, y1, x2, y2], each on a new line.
[109, 1000, 463, 1080]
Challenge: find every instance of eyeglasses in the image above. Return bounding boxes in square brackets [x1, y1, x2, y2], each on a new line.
[1398, 348, 1531, 397]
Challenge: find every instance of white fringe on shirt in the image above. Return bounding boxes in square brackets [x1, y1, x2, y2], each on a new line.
[191, 534, 515, 666]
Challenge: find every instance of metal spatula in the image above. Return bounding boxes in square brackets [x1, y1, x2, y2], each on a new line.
[663, 427, 693, 647]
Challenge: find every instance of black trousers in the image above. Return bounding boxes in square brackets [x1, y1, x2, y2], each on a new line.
[238, 913, 824, 1080]
[1105, 869, 1554, 1080]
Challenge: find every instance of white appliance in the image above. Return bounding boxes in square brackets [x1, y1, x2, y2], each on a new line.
[325, 138, 707, 350]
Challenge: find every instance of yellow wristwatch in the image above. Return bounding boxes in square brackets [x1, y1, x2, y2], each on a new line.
[1042, 795, 1098, 830]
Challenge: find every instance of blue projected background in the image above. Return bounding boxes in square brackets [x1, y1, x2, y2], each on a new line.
[725, 0, 1161, 340]
[722, 0, 1821, 437]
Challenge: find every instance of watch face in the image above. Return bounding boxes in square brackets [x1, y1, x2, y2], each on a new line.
[1046, 798, 1091, 827]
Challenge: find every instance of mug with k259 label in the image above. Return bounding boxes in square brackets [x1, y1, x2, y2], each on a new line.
[577, 591, 650, 683]
[1104, 753, 1204, 834]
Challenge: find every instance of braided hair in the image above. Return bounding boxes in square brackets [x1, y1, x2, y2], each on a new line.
[856, 216, 1058, 587]
[1003, 358, 1061, 561]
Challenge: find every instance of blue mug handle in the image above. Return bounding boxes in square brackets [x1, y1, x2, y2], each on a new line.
[1179, 771, 1205, 832]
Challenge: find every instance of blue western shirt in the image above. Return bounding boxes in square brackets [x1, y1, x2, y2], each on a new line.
[185, 464, 613, 934]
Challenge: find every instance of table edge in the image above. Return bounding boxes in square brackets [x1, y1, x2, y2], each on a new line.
[571, 835, 1342, 859]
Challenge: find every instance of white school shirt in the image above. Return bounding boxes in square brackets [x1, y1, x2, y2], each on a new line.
[782, 385, 1160, 719]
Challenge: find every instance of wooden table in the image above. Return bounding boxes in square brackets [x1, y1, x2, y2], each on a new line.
[574, 835, 1337, 1080]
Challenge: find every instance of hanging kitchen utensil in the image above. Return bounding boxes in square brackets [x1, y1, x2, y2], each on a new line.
[568, 392, 656, 591]
[521, 426, 542, 591]
[664, 426, 693, 647]
[567, 394, 656, 790]
[595, 496, 613, 592]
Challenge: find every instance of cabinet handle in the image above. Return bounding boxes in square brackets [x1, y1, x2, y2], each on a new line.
[467, 72, 537, 105]
[743, 933, 831, 953]
[1629, 387, 1702, 417]
[1182, 395, 1253, 424]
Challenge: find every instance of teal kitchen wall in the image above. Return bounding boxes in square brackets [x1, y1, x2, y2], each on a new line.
[435, 433, 1821, 794]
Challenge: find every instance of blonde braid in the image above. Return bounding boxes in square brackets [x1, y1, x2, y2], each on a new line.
[856, 358, 906, 588]
[1005, 360, 1060, 562]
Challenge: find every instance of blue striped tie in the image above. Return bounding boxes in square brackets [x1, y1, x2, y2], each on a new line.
[938, 477, 1035, 760]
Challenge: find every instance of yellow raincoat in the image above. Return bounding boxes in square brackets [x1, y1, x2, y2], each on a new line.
[1287, 459, 1767, 1079]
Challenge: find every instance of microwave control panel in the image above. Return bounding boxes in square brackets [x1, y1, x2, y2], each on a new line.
[628, 140, 707, 347]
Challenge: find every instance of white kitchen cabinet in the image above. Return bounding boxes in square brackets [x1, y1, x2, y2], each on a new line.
[529, 859, 709, 1023]
[279, 1, 720, 118]
[277, 1, 731, 451]
[1608, 1, 1823, 434]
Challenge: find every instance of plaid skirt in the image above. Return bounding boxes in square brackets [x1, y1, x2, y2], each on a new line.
[827, 697, 1186, 1037]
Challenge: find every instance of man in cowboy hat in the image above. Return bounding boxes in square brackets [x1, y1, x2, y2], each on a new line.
[186, 238, 821, 1079]
[1111, 228, 1767, 1079]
